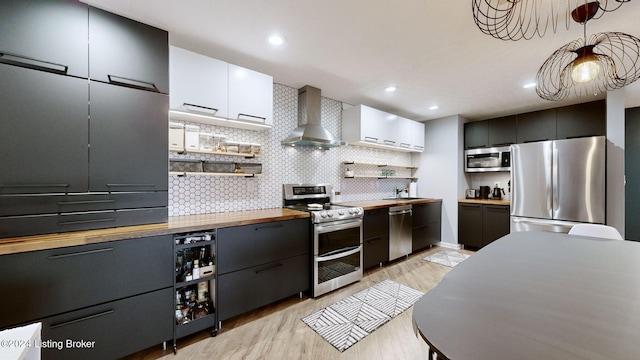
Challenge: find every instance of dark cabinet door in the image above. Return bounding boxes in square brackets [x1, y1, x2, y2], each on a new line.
[0, 65, 88, 194]
[88, 81, 168, 193]
[488, 115, 517, 147]
[516, 109, 557, 143]
[458, 203, 483, 248]
[363, 208, 388, 238]
[217, 219, 309, 274]
[41, 287, 173, 360]
[556, 100, 606, 139]
[217, 254, 309, 321]
[412, 202, 441, 228]
[481, 205, 510, 246]
[412, 223, 441, 251]
[88, 6, 169, 94]
[363, 235, 389, 269]
[626, 107, 640, 241]
[0, 0, 88, 78]
[0, 235, 173, 329]
[464, 121, 489, 149]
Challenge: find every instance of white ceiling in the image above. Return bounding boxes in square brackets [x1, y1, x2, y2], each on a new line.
[83, 0, 640, 121]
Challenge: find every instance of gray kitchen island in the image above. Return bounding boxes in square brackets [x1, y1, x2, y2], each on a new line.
[413, 231, 640, 360]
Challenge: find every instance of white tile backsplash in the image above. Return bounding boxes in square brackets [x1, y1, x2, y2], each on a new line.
[169, 83, 414, 216]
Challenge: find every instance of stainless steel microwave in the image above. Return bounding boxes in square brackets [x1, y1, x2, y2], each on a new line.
[464, 146, 511, 172]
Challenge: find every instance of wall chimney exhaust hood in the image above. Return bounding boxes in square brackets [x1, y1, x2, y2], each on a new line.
[281, 86, 345, 149]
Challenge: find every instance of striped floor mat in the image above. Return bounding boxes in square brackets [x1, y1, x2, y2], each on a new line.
[301, 280, 424, 352]
[423, 250, 470, 267]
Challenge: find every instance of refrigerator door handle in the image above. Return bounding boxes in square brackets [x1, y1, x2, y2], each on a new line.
[512, 217, 575, 229]
[552, 145, 559, 213]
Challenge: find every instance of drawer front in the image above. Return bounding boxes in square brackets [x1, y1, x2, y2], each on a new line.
[217, 218, 309, 274]
[0, 207, 167, 239]
[412, 202, 441, 228]
[363, 208, 389, 239]
[217, 254, 309, 321]
[0, 235, 172, 328]
[363, 234, 389, 269]
[40, 287, 173, 360]
[412, 222, 441, 252]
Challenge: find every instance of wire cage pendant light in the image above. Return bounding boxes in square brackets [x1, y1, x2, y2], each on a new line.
[535, 2, 640, 100]
[472, 0, 630, 41]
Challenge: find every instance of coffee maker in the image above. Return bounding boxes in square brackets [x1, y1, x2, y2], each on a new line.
[479, 186, 491, 199]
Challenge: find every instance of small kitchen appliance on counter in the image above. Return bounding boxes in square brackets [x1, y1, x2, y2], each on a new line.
[479, 186, 491, 199]
[283, 184, 364, 297]
[465, 189, 477, 199]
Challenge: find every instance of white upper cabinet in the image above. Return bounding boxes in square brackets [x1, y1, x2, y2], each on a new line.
[169, 46, 228, 118]
[342, 104, 424, 152]
[168, 46, 272, 131]
[228, 64, 273, 126]
[409, 119, 425, 151]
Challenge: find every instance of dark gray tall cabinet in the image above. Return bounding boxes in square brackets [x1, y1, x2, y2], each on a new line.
[626, 107, 640, 241]
[0, 0, 168, 238]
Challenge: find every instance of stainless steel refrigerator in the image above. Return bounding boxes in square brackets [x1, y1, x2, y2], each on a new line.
[510, 136, 606, 233]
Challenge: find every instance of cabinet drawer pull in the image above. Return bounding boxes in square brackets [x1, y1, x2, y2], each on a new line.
[48, 247, 114, 260]
[183, 103, 218, 115]
[237, 113, 266, 123]
[461, 204, 481, 208]
[106, 183, 156, 190]
[255, 263, 283, 274]
[254, 224, 284, 231]
[107, 74, 159, 92]
[49, 309, 115, 329]
[0, 51, 68, 75]
[383, 140, 396, 145]
[399, 143, 411, 148]
[58, 218, 116, 226]
[0, 183, 69, 189]
[413, 146, 424, 150]
[58, 200, 116, 206]
[364, 137, 379, 143]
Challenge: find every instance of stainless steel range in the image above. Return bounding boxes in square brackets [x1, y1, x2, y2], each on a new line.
[283, 184, 364, 297]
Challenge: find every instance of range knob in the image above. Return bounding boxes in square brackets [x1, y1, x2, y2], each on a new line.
[320, 211, 328, 218]
[337, 210, 345, 216]
[327, 212, 334, 217]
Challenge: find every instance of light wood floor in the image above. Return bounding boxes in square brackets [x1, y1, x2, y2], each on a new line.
[125, 246, 471, 360]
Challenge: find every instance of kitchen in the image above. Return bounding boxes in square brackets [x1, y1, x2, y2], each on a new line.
[2, 1, 640, 359]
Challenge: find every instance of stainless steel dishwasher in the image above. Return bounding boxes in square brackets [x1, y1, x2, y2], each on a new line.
[389, 204, 412, 261]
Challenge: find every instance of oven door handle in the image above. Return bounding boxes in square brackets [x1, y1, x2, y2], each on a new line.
[315, 220, 362, 234]
[316, 245, 362, 262]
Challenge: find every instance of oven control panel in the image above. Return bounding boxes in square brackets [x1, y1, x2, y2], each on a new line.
[310, 207, 363, 223]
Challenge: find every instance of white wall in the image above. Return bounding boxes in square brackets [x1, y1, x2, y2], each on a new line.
[414, 115, 465, 246]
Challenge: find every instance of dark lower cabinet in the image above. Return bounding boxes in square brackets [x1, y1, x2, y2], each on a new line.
[0, 235, 173, 359]
[458, 203, 484, 248]
[216, 219, 310, 321]
[41, 287, 173, 360]
[363, 208, 389, 269]
[459, 203, 509, 249]
[412, 201, 442, 252]
[217, 254, 308, 321]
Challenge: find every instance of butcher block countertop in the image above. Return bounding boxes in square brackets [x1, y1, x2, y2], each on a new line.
[458, 198, 511, 206]
[0, 208, 309, 256]
[337, 198, 442, 211]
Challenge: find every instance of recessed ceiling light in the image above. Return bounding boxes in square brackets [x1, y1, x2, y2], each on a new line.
[268, 34, 286, 46]
[384, 86, 398, 92]
[523, 82, 537, 89]
[429, 105, 439, 110]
